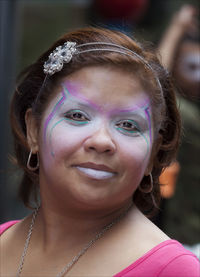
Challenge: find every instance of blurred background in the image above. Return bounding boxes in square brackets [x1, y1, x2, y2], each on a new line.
[0, 0, 199, 250]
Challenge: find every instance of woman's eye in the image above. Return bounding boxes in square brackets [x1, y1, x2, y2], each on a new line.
[65, 110, 89, 122]
[116, 120, 140, 133]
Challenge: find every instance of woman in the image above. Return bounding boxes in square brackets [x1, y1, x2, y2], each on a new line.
[1, 27, 199, 277]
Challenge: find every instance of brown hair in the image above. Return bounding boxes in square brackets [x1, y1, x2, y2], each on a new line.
[10, 27, 181, 215]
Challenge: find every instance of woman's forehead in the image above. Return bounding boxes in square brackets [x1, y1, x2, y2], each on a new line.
[52, 66, 151, 110]
[50, 84, 151, 118]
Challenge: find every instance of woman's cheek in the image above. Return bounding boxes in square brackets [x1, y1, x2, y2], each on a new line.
[113, 131, 151, 164]
[43, 120, 97, 159]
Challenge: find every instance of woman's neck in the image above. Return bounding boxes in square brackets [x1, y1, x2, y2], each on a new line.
[31, 199, 134, 252]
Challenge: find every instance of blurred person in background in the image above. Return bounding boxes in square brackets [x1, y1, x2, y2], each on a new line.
[158, 4, 200, 249]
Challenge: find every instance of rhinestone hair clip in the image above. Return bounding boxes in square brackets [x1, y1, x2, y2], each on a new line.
[43, 41, 77, 75]
[43, 41, 163, 95]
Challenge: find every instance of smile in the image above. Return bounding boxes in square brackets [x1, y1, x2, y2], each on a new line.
[75, 166, 116, 180]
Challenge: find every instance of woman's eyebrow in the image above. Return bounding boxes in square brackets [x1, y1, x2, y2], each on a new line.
[107, 101, 150, 116]
[62, 82, 151, 119]
[66, 101, 98, 111]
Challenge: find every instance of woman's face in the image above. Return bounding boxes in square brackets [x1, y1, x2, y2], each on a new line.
[174, 41, 200, 99]
[28, 66, 155, 210]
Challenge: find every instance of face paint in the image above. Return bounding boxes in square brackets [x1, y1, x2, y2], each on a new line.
[106, 98, 152, 159]
[43, 90, 66, 142]
[144, 106, 152, 143]
[43, 82, 152, 161]
[178, 53, 200, 83]
[39, 67, 155, 208]
[44, 84, 98, 156]
[65, 81, 101, 111]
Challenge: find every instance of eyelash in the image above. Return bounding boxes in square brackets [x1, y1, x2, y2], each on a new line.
[64, 110, 90, 124]
[64, 110, 141, 134]
[116, 120, 140, 134]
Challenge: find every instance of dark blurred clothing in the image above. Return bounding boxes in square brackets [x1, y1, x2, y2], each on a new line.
[164, 96, 200, 244]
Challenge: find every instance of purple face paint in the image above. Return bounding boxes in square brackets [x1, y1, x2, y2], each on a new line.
[107, 99, 150, 116]
[43, 90, 67, 141]
[107, 99, 152, 147]
[39, 66, 156, 208]
[144, 107, 152, 143]
[65, 81, 152, 143]
[64, 81, 101, 111]
[44, 87, 152, 163]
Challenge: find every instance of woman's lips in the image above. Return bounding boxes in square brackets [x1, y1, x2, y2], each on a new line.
[73, 162, 117, 180]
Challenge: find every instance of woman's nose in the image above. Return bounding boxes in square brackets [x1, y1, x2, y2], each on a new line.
[84, 126, 116, 155]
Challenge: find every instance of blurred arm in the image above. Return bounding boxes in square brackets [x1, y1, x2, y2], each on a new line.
[158, 5, 198, 70]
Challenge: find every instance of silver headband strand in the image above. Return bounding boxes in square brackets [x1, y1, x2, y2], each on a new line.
[43, 41, 163, 96]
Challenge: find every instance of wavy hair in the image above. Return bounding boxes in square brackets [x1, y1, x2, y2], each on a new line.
[10, 27, 181, 216]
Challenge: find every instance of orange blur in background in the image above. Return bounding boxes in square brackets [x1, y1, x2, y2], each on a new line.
[159, 161, 181, 199]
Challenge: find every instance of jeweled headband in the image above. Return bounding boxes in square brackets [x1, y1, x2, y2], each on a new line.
[43, 41, 163, 96]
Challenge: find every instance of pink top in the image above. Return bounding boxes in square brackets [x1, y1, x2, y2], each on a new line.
[1, 221, 199, 277]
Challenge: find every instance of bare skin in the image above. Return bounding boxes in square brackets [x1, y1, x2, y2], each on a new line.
[1, 66, 169, 276]
[1, 205, 169, 277]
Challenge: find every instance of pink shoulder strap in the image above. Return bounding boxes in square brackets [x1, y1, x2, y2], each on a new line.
[0, 220, 20, 235]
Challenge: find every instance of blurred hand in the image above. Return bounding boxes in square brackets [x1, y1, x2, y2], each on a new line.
[172, 5, 199, 35]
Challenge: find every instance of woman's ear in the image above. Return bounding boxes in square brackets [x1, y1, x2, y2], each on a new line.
[145, 133, 163, 176]
[25, 108, 39, 153]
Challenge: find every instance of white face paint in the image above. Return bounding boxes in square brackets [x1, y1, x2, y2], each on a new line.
[38, 66, 154, 209]
[178, 52, 200, 82]
[174, 41, 200, 99]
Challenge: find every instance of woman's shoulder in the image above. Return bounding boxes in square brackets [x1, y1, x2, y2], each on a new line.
[0, 220, 20, 235]
[0, 219, 29, 277]
[115, 208, 199, 276]
[153, 241, 200, 277]
[149, 240, 200, 277]
[114, 240, 200, 277]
